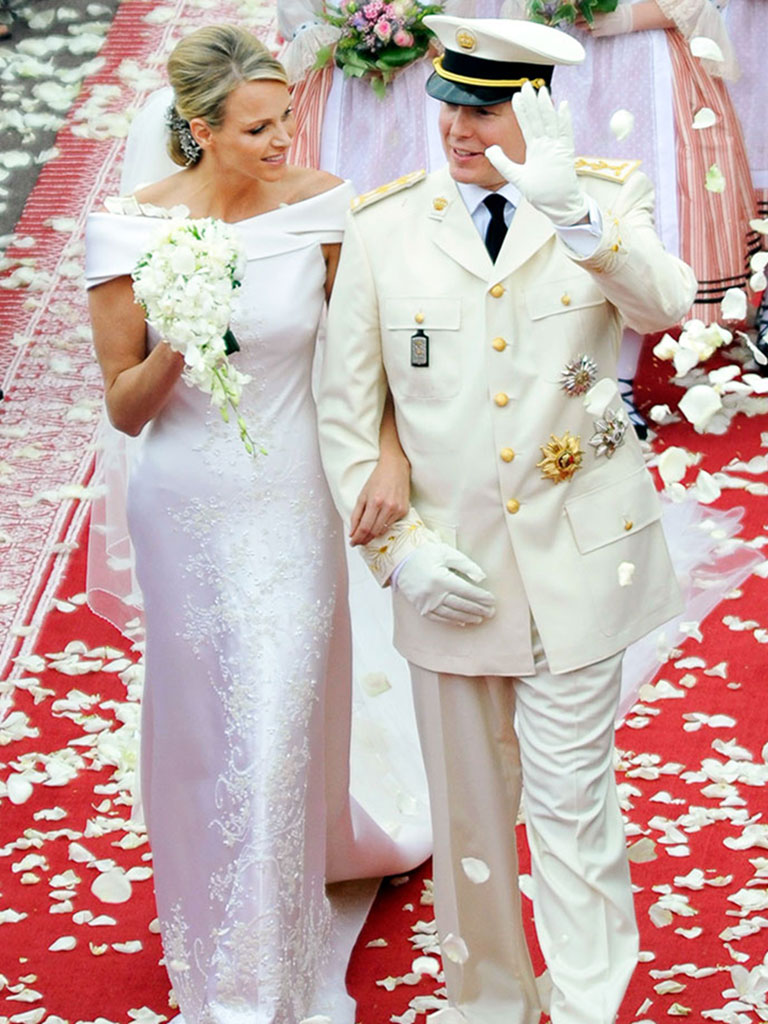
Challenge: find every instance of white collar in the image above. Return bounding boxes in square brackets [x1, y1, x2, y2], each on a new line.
[455, 180, 522, 216]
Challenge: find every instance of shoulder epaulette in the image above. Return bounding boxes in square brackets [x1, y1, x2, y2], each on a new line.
[574, 157, 642, 184]
[351, 169, 427, 212]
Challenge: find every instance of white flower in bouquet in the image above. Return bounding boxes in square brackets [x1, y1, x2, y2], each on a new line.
[132, 218, 263, 456]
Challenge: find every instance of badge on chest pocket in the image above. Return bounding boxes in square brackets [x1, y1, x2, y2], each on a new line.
[410, 329, 429, 367]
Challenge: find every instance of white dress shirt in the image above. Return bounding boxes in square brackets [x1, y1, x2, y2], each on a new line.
[455, 180, 604, 259]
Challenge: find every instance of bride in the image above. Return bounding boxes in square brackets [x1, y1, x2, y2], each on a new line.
[85, 25, 429, 1024]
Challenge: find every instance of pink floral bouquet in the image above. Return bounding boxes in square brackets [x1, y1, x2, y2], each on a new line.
[526, 0, 618, 25]
[316, 0, 443, 97]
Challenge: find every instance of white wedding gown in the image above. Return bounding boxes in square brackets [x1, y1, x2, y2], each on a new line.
[84, 186, 431, 1024]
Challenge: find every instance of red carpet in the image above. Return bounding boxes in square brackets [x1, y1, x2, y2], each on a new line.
[1, 0, 768, 1019]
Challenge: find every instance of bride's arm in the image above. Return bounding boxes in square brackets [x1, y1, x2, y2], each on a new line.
[321, 240, 411, 546]
[349, 390, 411, 547]
[89, 274, 185, 436]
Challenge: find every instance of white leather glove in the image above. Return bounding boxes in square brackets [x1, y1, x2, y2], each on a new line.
[587, 6, 634, 36]
[485, 82, 589, 227]
[395, 542, 496, 626]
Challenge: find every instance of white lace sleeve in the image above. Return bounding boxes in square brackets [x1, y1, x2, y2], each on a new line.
[654, 0, 740, 79]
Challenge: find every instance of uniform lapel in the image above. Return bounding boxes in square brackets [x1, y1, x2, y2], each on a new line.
[492, 196, 555, 281]
[427, 167, 493, 283]
[426, 166, 556, 283]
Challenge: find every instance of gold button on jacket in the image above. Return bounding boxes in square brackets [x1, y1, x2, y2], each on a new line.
[492, 337, 507, 352]
[490, 283, 505, 298]
[506, 498, 520, 514]
[500, 447, 516, 463]
[494, 393, 509, 407]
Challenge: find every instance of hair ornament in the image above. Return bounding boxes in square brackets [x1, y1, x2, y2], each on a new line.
[165, 104, 202, 165]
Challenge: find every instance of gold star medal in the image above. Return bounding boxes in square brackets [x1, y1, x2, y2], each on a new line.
[537, 431, 584, 484]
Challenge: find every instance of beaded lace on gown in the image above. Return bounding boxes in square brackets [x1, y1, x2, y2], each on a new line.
[84, 185, 431, 1024]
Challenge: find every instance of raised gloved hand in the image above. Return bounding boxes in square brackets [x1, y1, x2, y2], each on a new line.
[395, 542, 496, 625]
[585, 6, 634, 36]
[485, 82, 588, 227]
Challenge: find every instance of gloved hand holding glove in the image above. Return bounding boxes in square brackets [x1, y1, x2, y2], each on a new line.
[485, 82, 589, 228]
[395, 542, 496, 626]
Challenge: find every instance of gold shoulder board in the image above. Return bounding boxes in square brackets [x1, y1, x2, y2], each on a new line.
[574, 157, 641, 184]
[351, 169, 427, 212]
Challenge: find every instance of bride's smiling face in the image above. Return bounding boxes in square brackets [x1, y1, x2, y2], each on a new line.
[192, 79, 295, 180]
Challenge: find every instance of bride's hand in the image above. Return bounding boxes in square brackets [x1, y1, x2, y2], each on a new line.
[349, 453, 410, 547]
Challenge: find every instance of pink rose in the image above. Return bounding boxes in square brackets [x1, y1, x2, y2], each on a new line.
[393, 27, 414, 46]
[374, 17, 392, 40]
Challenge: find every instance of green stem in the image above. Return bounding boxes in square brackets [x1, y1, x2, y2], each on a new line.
[210, 363, 265, 456]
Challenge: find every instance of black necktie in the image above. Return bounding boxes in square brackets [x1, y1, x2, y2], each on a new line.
[483, 193, 509, 263]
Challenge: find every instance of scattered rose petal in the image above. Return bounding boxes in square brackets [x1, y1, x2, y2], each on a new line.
[720, 288, 747, 322]
[90, 868, 132, 904]
[691, 36, 724, 62]
[609, 109, 634, 141]
[692, 107, 717, 130]
[461, 857, 490, 884]
[441, 933, 469, 965]
[618, 561, 635, 587]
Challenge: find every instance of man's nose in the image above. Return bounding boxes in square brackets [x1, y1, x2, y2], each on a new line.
[450, 108, 473, 137]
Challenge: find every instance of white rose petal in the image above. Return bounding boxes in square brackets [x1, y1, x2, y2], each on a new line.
[649, 404, 675, 424]
[90, 868, 132, 904]
[653, 333, 678, 361]
[720, 288, 747, 322]
[749, 270, 767, 292]
[48, 936, 77, 951]
[583, 377, 617, 417]
[441, 932, 470, 964]
[361, 672, 392, 697]
[627, 837, 657, 863]
[113, 940, 143, 953]
[617, 561, 635, 587]
[461, 857, 490, 884]
[672, 345, 701, 377]
[7, 774, 34, 804]
[609, 109, 634, 141]
[690, 36, 724, 62]
[692, 107, 717, 130]
[411, 955, 441, 976]
[691, 470, 721, 504]
[657, 446, 691, 486]
[678, 385, 723, 431]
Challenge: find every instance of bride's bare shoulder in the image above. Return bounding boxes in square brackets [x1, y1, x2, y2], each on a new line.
[132, 170, 189, 208]
[287, 166, 345, 202]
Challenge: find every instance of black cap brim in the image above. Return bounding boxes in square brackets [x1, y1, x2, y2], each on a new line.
[425, 70, 518, 106]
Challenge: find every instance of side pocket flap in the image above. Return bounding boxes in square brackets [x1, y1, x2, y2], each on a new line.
[565, 468, 662, 554]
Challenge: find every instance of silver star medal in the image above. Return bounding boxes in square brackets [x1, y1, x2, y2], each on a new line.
[560, 354, 598, 397]
[589, 406, 628, 458]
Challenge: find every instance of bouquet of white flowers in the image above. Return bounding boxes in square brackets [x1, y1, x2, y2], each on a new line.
[132, 218, 262, 456]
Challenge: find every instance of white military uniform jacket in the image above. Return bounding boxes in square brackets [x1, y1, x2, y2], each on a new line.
[318, 162, 697, 677]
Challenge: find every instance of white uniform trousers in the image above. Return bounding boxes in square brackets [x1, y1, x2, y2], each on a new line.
[409, 643, 638, 1024]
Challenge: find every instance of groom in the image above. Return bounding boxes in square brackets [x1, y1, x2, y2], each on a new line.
[319, 16, 696, 1024]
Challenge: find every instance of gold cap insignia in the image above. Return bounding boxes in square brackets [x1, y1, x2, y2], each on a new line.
[537, 431, 584, 484]
[455, 28, 476, 51]
[432, 196, 448, 211]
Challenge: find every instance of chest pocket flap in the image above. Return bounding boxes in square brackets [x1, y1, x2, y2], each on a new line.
[383, 297, 461, 331]
[526, 276, 606, 321]
[565, 467, 662, 554]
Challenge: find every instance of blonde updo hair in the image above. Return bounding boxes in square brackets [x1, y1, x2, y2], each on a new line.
[166, 25, 288, 167]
